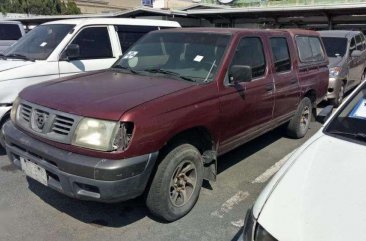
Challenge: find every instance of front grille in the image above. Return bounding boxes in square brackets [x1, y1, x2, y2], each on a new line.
[20, 104, 32, 123]
[52, 115, 74, 136]
[16, 100, 82, 144]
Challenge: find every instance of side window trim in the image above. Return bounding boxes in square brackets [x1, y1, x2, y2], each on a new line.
[270, 36, 292, 74]
[60, 25, 113, 61]
[227, 35, 267, 84]
[295, 35, 325, 63]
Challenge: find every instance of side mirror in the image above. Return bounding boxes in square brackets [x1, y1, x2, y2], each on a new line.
[317, 105, 333, 124]
[62, 44, 80, 61]
[229, 65, 252, 84]
[351, 50, 362, 58]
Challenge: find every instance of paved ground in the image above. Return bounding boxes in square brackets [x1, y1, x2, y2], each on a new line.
[0, 121, 322, 241]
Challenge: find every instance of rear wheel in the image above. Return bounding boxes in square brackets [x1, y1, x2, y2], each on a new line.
[146, 144, 203, 222]
[287, 97, 312, 139]
[330, 82, 345, 108]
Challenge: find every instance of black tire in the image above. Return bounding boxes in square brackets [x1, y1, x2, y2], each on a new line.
[0, 118, 9, 150]
[287, 97, 312, 139]
[330, 82, 345, 108]
[146, 144, 203, 222]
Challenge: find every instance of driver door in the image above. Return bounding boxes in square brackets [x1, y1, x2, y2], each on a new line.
[58, 26, 118, 78]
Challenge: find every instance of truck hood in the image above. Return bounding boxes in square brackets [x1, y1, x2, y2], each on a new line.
[0, 59, 35, 81]
[258, 134, 366, 241]
[20, 70, 194, 120]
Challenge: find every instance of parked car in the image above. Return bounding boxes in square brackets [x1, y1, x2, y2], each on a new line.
[320, 30, 366, 107]
[0, 18, 180, 146]
[239, 80, 366, 241]
[2, 28, 328, 221]
[0, 21, 25, 53]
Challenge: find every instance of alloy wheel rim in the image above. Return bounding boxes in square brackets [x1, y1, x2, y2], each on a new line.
[169, 160, 197, 207]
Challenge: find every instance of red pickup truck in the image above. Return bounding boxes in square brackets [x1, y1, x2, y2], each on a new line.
[3, 28, 328, 221]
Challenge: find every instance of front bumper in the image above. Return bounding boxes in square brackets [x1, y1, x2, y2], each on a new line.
[3, 121, 158, 202]
[324, 77, 343, 100]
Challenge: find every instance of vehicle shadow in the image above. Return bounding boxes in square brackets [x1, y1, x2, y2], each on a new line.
[27, 177, 152, 228]
[217, 126, 285, 175]
[0, 147, 6, 156]
[26, 126, 286, 228]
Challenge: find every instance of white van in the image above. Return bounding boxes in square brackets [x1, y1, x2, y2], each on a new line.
[0, 18, 180, 145]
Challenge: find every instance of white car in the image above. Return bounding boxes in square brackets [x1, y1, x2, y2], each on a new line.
[0, 18, 180, 147]
[239, 81, 366, 241]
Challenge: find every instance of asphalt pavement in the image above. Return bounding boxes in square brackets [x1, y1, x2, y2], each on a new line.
[0, 121, 322, 241]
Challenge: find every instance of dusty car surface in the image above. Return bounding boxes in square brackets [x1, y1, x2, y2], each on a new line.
[0, 21, 25, 53]
[239, 80, 366, 241]
[320, 30, 366, 107]
[3, 28, 328, 221]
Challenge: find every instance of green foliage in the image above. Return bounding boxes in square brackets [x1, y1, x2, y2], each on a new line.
[0, 0, 80, 15]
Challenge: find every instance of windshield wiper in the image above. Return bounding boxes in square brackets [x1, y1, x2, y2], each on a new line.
[113, 65, 139, 74]
[328, 130, 366, 141]
[143, 68, 196, 83]
[0, 53, 7, 60]
[6, 54, 34, 62]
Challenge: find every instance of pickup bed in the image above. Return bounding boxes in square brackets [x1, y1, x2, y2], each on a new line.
[3, 28, 329, 222]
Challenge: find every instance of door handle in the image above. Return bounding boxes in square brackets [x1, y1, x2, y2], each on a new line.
[266, 83, 274, 92]
[290, 79, 297, 84]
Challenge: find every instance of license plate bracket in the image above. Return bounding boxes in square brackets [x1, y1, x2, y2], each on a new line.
[20, 157, 48, 186]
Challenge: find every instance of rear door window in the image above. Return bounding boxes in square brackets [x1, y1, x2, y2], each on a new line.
[115, 25, 158, 53]
[230, 37, 266, 79]
[296, 36, 325, 63]
[71, 26, 113, 59]
[0, 24, 22, 40]
[270, 37, 291, 72]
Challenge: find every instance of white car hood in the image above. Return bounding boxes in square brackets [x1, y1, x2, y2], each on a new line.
[258, 133, 366, 241]
[0, 59, 34, 77]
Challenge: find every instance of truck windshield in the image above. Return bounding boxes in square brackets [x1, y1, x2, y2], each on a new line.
[4, 24, 74, 61]
[325, 84, 366, 143]
[321, 37, 348, 57]
[114, 31, 231, 83]
[0, 24, 22, 40]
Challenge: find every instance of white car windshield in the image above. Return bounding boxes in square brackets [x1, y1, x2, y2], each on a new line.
[4, 24, 75, 61]
[325, 84, 366, 142]
[114, 31, 231, 83]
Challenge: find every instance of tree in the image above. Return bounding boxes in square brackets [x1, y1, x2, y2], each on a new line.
[0, 0, 80, 15]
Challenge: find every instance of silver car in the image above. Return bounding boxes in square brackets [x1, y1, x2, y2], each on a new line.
[0, 21, 25, 53]
[319, 30, 366, 107]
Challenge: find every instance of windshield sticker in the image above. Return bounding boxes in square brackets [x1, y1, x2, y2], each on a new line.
[194, 55, 204, 62]
[123, 51, 138, 59]
[349, 99, 366, 119]
[40, 42, 47, 47]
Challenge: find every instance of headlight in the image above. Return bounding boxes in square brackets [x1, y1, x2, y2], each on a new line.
[72, 118, 132, 151]
[10, 97, 21, 122]
[242, 208, 278, 241]
[329, 67, 342, 78]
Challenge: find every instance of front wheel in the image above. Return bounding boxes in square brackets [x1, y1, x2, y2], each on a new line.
[287, 97, 312, 139]
[146, 144, 203, 222]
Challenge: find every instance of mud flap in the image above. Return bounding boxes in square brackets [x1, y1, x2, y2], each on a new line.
[202, 150, 217, 182]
